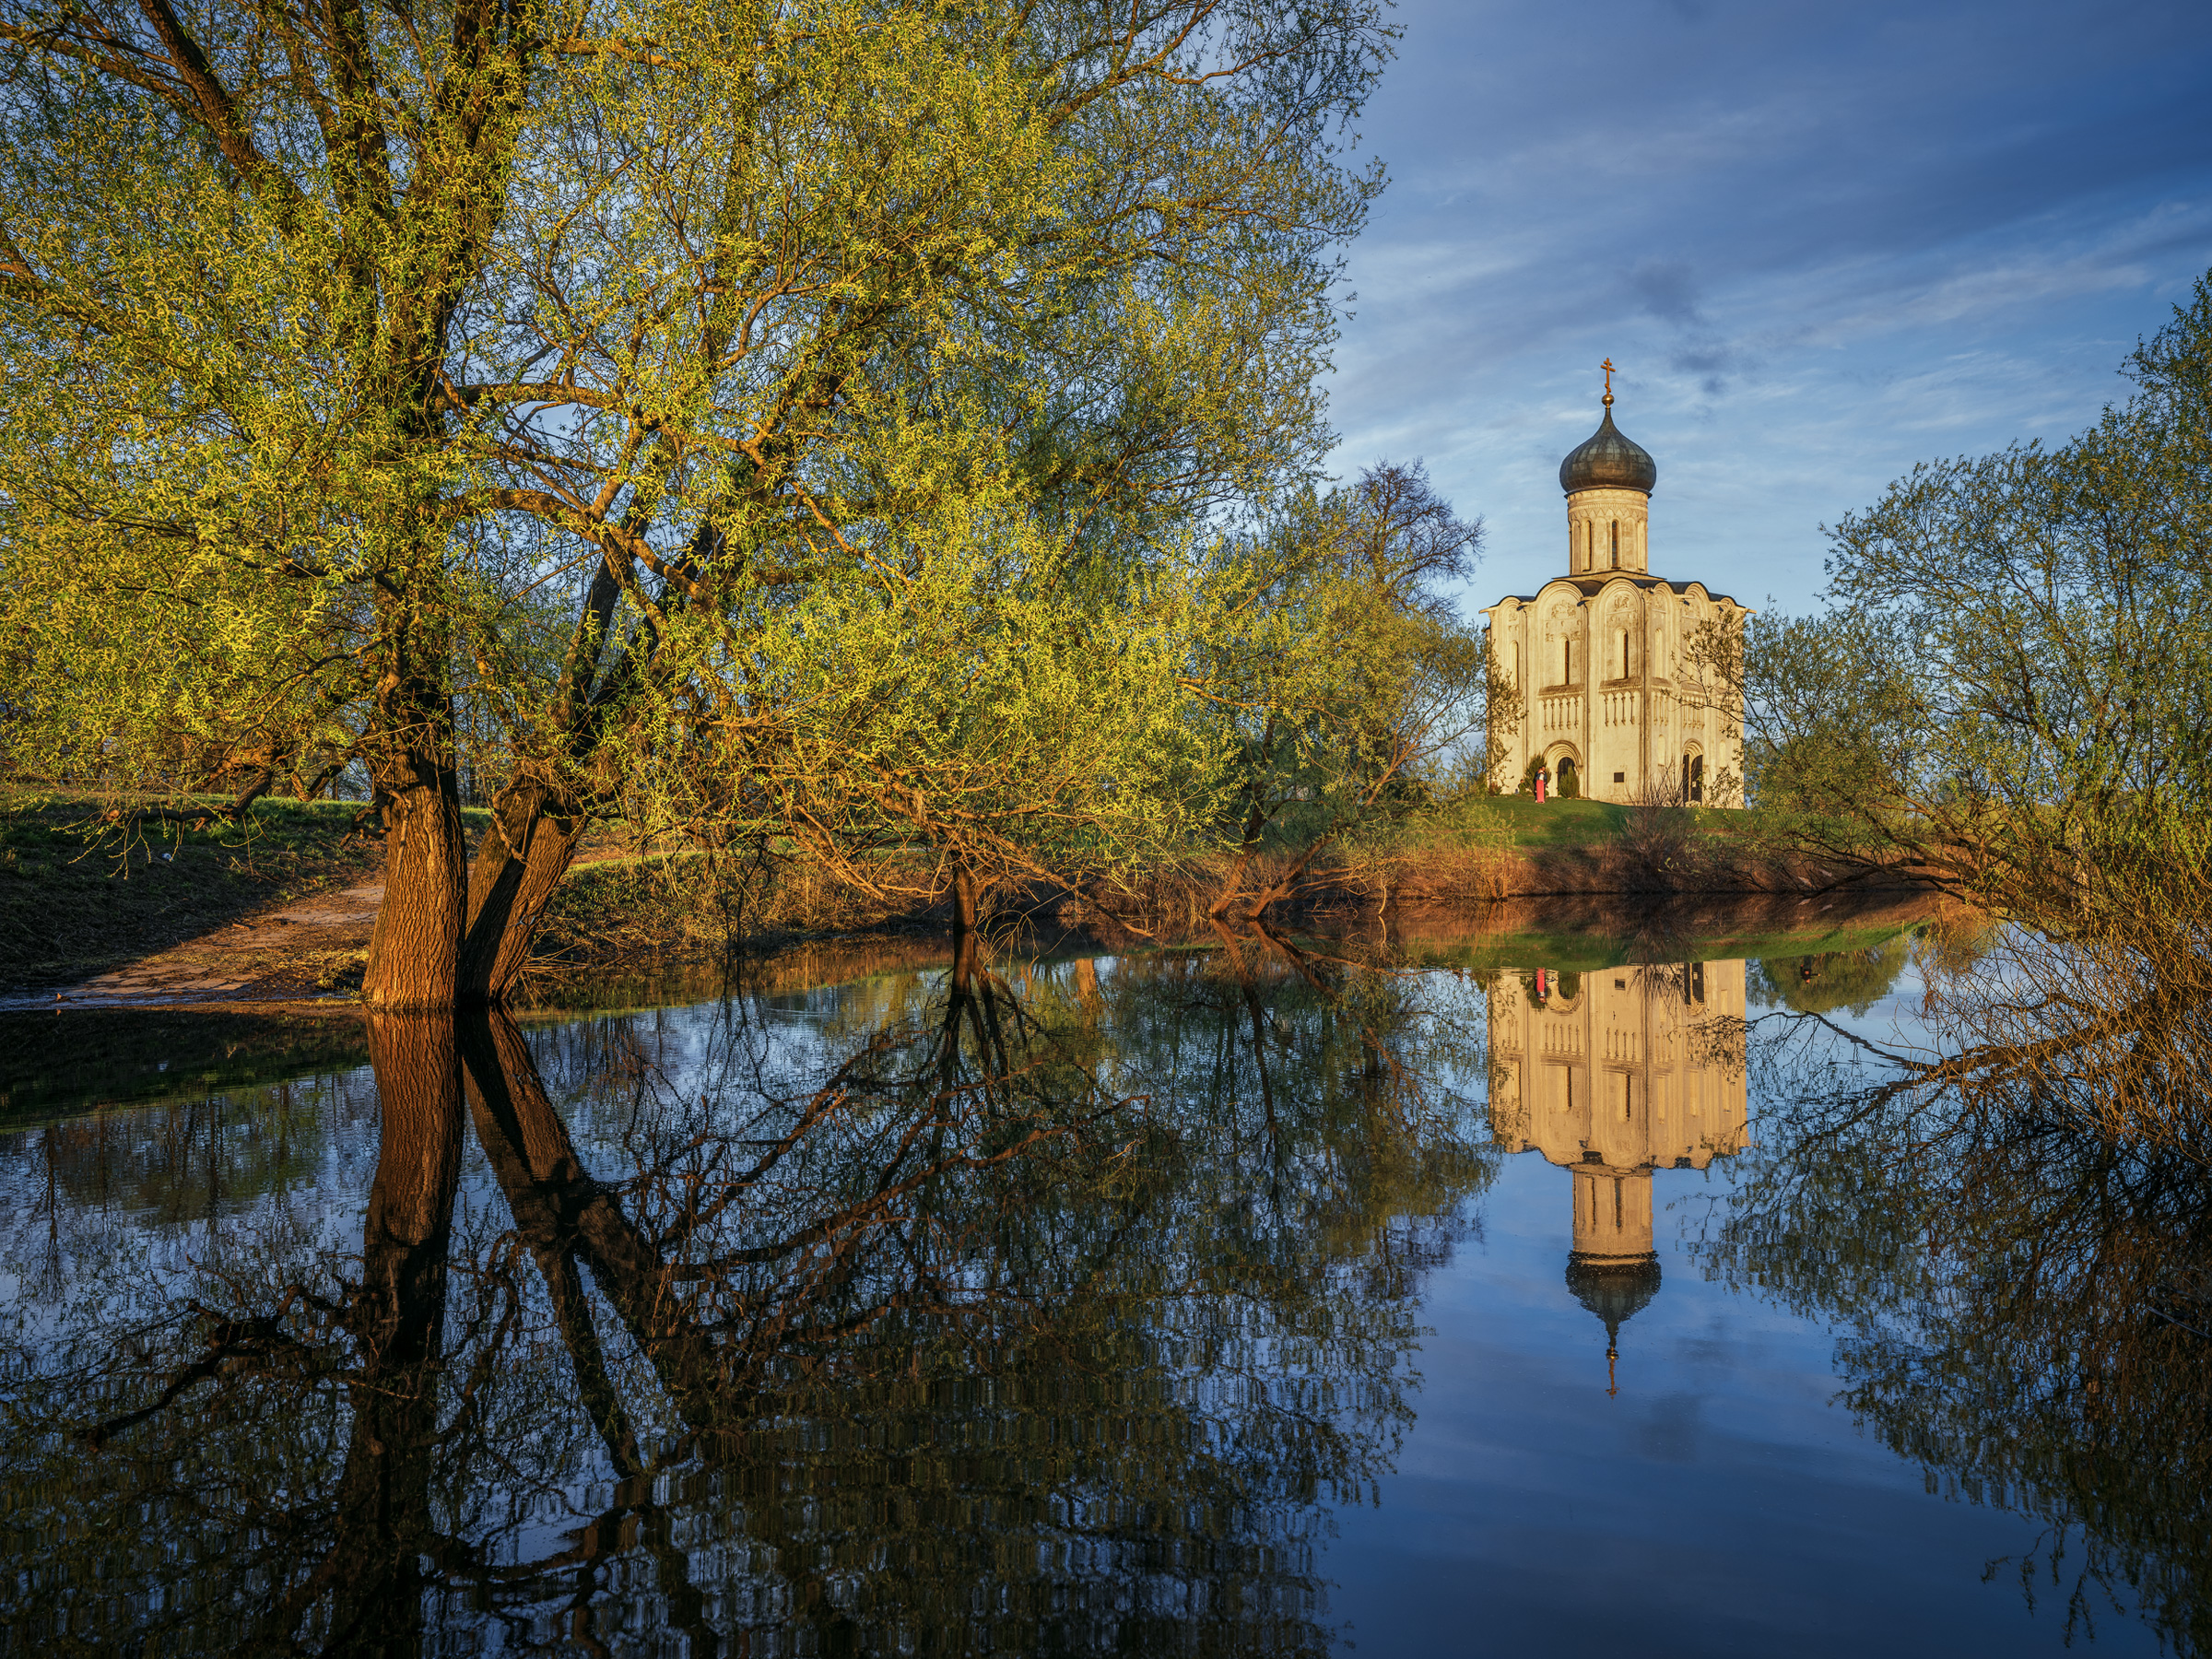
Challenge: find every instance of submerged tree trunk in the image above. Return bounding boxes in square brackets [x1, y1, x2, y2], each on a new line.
[322, 1014, 464, 1649]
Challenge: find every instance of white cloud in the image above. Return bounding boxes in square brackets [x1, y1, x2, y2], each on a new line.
[1314, 0, 2212, 616]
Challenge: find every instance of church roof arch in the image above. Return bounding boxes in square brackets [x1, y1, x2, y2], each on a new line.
[1494, 573, 1749, 610]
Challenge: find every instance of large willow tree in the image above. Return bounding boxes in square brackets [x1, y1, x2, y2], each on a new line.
[0, 0, 1391, 1006]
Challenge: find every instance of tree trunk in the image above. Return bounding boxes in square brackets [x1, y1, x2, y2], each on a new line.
[363, 747, 469, 1009]
[1234, 830, 1338, 919]
[362, 585, 469, 1008]
[458, 778, 587, 1006]
[945, 860, 979, 935]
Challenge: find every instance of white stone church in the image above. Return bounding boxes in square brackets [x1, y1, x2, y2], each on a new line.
[1484, 379, 1749, 806]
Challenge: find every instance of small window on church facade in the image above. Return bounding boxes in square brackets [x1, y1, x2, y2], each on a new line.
[1610, 521, 1619, 568]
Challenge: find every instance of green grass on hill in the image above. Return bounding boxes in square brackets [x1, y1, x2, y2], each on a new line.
[1371, 794, 1771, 854]
[0, 794, 488, 992]
[1389, 917, 1919, 975]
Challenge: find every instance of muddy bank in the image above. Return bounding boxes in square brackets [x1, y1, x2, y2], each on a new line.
[1388, 843, 1925, 902]
[5, 818, 1934, 1019]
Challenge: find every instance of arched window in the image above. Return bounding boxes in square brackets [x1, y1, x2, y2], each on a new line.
[1610, 521, 1619, 568]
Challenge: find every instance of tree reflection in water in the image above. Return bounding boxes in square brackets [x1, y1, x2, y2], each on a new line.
[0, 936, 1489, 1655]
[1704, 925, 2212, 1655]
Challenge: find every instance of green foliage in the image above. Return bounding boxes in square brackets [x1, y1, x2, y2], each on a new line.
[1196, 462, 1498, 907]
[1731, 270, 2212, 931]
[0, 0, 1398, 945]
[624, 509, 1228, 894]
[1750, 936, 1911, 1017]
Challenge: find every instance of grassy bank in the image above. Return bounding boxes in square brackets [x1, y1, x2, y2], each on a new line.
[0, 784, 1919, 997]
[0, 794, 406, 992]
[528, 794, 1883, 979]
[1344, 794, 1877, 905]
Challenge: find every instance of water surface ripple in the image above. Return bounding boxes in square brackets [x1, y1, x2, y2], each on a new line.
[0, 914, 2191, 1655]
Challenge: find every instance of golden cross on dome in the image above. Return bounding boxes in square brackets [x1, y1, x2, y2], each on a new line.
[1601, 358, 1616, 407]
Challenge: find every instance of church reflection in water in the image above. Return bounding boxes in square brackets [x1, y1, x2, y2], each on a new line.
[1487, 960, 1749, 1388]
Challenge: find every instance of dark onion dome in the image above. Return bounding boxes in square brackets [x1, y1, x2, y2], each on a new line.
[1559, 406, 1658, 495]
[1566, 1253, 1662, 1345]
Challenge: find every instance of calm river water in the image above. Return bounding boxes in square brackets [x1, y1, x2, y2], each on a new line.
[0, 910, 2194, 1656]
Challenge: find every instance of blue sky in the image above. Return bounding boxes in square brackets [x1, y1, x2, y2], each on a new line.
[1322, 0, 2212, 618]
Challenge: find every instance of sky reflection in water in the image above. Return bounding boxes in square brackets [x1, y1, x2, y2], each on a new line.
[0, 920, 2183, 1656]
